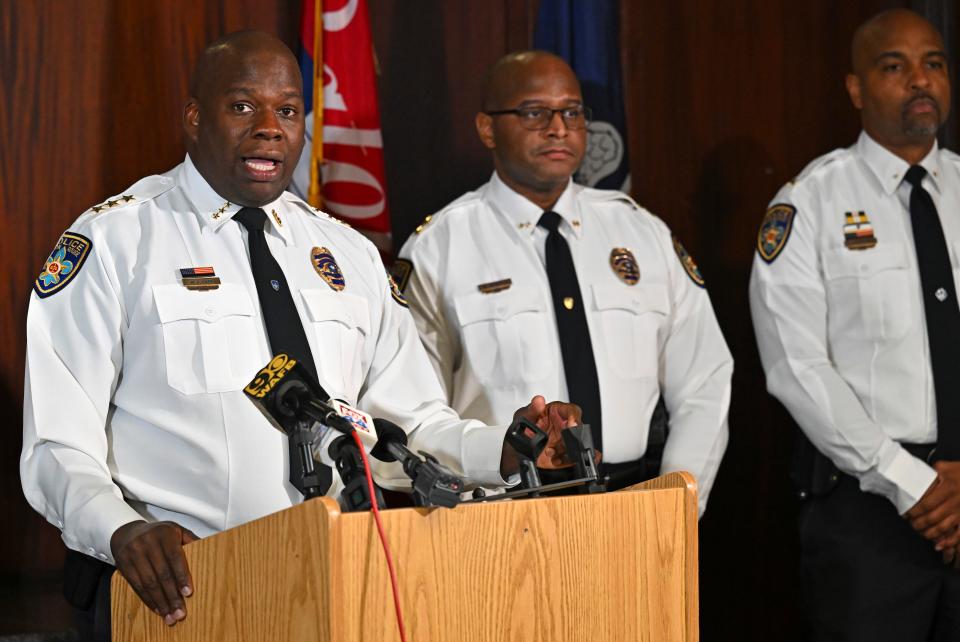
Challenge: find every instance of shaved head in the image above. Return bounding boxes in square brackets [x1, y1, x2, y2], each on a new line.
[481, 50, 580, 111]
[189, 31, 299, 103]
[851, 9, 942, 74]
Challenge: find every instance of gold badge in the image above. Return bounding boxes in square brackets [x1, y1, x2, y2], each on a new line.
[311, 247, 346, 291]
[610, 248, 640, 285]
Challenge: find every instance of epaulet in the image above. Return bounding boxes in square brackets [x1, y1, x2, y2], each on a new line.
[790, 147, 849, 186]
[577, 185, 645, 212]
[283, 192, 353, 228]
[78, 174, 176, 221]
[413, 190, 483, 235]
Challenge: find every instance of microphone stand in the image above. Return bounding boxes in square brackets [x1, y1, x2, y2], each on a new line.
[329, 434, 385, 512]
[290, 418, 324, 500]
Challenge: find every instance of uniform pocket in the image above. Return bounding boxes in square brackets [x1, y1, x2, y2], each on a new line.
[300, 289, 370, 396]
[591, 283, 668, 379]
[822, 243, 910, 341]
[454, 285, 553, 384]
[153, 284, 260, 394]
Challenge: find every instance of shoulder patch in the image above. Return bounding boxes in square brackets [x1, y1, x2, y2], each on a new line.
[390, 258, 413, 293]
[34, 232, 93, 298]
[387, 271, 408, 308]
[672, 236, 705, 288]
[757, 203, 796, 263]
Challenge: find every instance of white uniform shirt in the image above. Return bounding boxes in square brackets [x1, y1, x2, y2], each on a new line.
[21, 156, 510, 564]
[399, 173, 733, 513]
[749, 131, 960, 514]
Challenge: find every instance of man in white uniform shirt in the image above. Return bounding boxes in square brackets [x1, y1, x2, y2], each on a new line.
[750, 10, 960, 641]
[20, 32, 580, 639]
[397, 51, 732, 514]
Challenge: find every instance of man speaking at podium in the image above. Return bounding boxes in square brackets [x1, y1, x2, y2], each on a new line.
[20, 32, 579, 640]
[397, 51, 732, 514]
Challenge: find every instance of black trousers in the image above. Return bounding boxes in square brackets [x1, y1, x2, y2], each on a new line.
[800, 473, 960, 642]
[64, 550, 114, 642]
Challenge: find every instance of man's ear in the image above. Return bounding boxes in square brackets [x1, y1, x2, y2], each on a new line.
[475, 112, 496, 150]
[183, 99, 201, 142]
[845, 73, 863, 110]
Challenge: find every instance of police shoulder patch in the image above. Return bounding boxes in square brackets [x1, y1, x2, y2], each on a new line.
[757, 203, 797, 263]
[672, 235, 705, 288]
[34, 232, 92, 298]
[387, 272, 408, 308]
[390, 258, 413, 293]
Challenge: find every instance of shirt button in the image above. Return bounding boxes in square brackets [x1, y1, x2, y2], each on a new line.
[204, 307, 216, 317]
[859, 264, 868, 273]
[87, 547, 96, 555]
[97, 553, 108, 561]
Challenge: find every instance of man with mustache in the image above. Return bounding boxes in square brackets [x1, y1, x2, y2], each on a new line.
[397, 51, 732, 515]
[20, 32, 580, 641]
[750, 9, 960, 640]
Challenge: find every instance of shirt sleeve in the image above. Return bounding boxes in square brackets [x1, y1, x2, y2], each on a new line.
[20, 225, 145, 564]
[396, 229, 459, 398]
[355, 241, 514, 490]
[748, 187, 936, 514]
[653, 220, 733, 516]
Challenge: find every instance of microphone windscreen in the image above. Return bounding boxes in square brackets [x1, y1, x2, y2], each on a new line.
[371, 418, 408, 462]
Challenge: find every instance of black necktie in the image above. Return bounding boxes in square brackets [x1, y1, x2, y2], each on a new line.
[234, 207, 332, 493]
[905, 165, 960, 460]
[538, 211, 603, 453]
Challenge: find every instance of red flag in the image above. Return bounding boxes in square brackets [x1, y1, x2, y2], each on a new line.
[294, 0, 392, 252]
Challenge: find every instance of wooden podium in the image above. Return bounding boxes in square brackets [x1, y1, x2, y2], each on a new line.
[112, 472, 699, 641]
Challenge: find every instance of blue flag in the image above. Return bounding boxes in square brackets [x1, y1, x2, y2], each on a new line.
[534, 0, 630, 192]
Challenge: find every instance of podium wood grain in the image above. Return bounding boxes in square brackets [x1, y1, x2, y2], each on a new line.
[112, 472, 698, 641]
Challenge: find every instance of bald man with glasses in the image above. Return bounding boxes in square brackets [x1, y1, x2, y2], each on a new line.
[396, 51, 732, 513]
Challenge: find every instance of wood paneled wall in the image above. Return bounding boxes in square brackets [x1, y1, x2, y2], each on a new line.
[2, 1, 953, 639]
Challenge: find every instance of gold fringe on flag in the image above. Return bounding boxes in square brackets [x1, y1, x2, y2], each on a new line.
[307, 0, 325, 209]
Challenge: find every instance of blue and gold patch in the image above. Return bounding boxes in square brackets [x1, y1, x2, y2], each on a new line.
[757, 203, 796, 263]
[672, 236, 705, 288]
[609, 247, 640, 285]
[390, 258, 413, 293]
[34, 232, 92, 298]
[311, 247, 346, 291]
[387, 272, 408, 307]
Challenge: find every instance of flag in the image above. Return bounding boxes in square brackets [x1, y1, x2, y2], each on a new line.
[293, 0, 392, 252]
[534, 0, 631, 192]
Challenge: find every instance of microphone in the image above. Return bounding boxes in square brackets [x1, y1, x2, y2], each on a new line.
[372, 418, 464, 508]
[243, 353, 378, 450]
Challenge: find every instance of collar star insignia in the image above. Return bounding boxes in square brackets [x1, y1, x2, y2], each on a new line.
[212, 202, 231, 220]
[120, 194, 135, 203]
[272, 209, 283, 227]
[92, 204, 105, 213]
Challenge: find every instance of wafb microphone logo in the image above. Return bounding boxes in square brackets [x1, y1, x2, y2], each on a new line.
[244, 353, 297, 398]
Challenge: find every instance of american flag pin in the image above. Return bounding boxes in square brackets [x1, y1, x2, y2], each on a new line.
[179, 266, 220, 291]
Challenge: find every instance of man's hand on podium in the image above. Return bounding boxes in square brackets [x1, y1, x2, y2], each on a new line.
[510, 395, 582, 470]
[111, 520, 199, 626]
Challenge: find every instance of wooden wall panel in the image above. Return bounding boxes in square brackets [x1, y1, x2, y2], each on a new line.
[619, 2, 916, 639]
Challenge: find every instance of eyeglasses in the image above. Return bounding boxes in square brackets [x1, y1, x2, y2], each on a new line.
[484, 105, 592, 130]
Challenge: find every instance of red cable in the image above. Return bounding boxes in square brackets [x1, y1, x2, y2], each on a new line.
[351, 430, 408, 642]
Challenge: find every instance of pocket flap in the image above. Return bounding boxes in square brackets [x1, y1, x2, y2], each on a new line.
[823, 243, 907, 279]
[301, 289, 370, 335]
[455, 285, 545, 325]
[592, 283, 669, 315]
[153, 283, 254, 323]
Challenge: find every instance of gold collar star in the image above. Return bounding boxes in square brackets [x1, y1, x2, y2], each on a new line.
[212, 202, 231, 220]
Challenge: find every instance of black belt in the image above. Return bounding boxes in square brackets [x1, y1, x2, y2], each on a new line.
[901, 442, 937, 463]
[600, 459, 649, 492]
